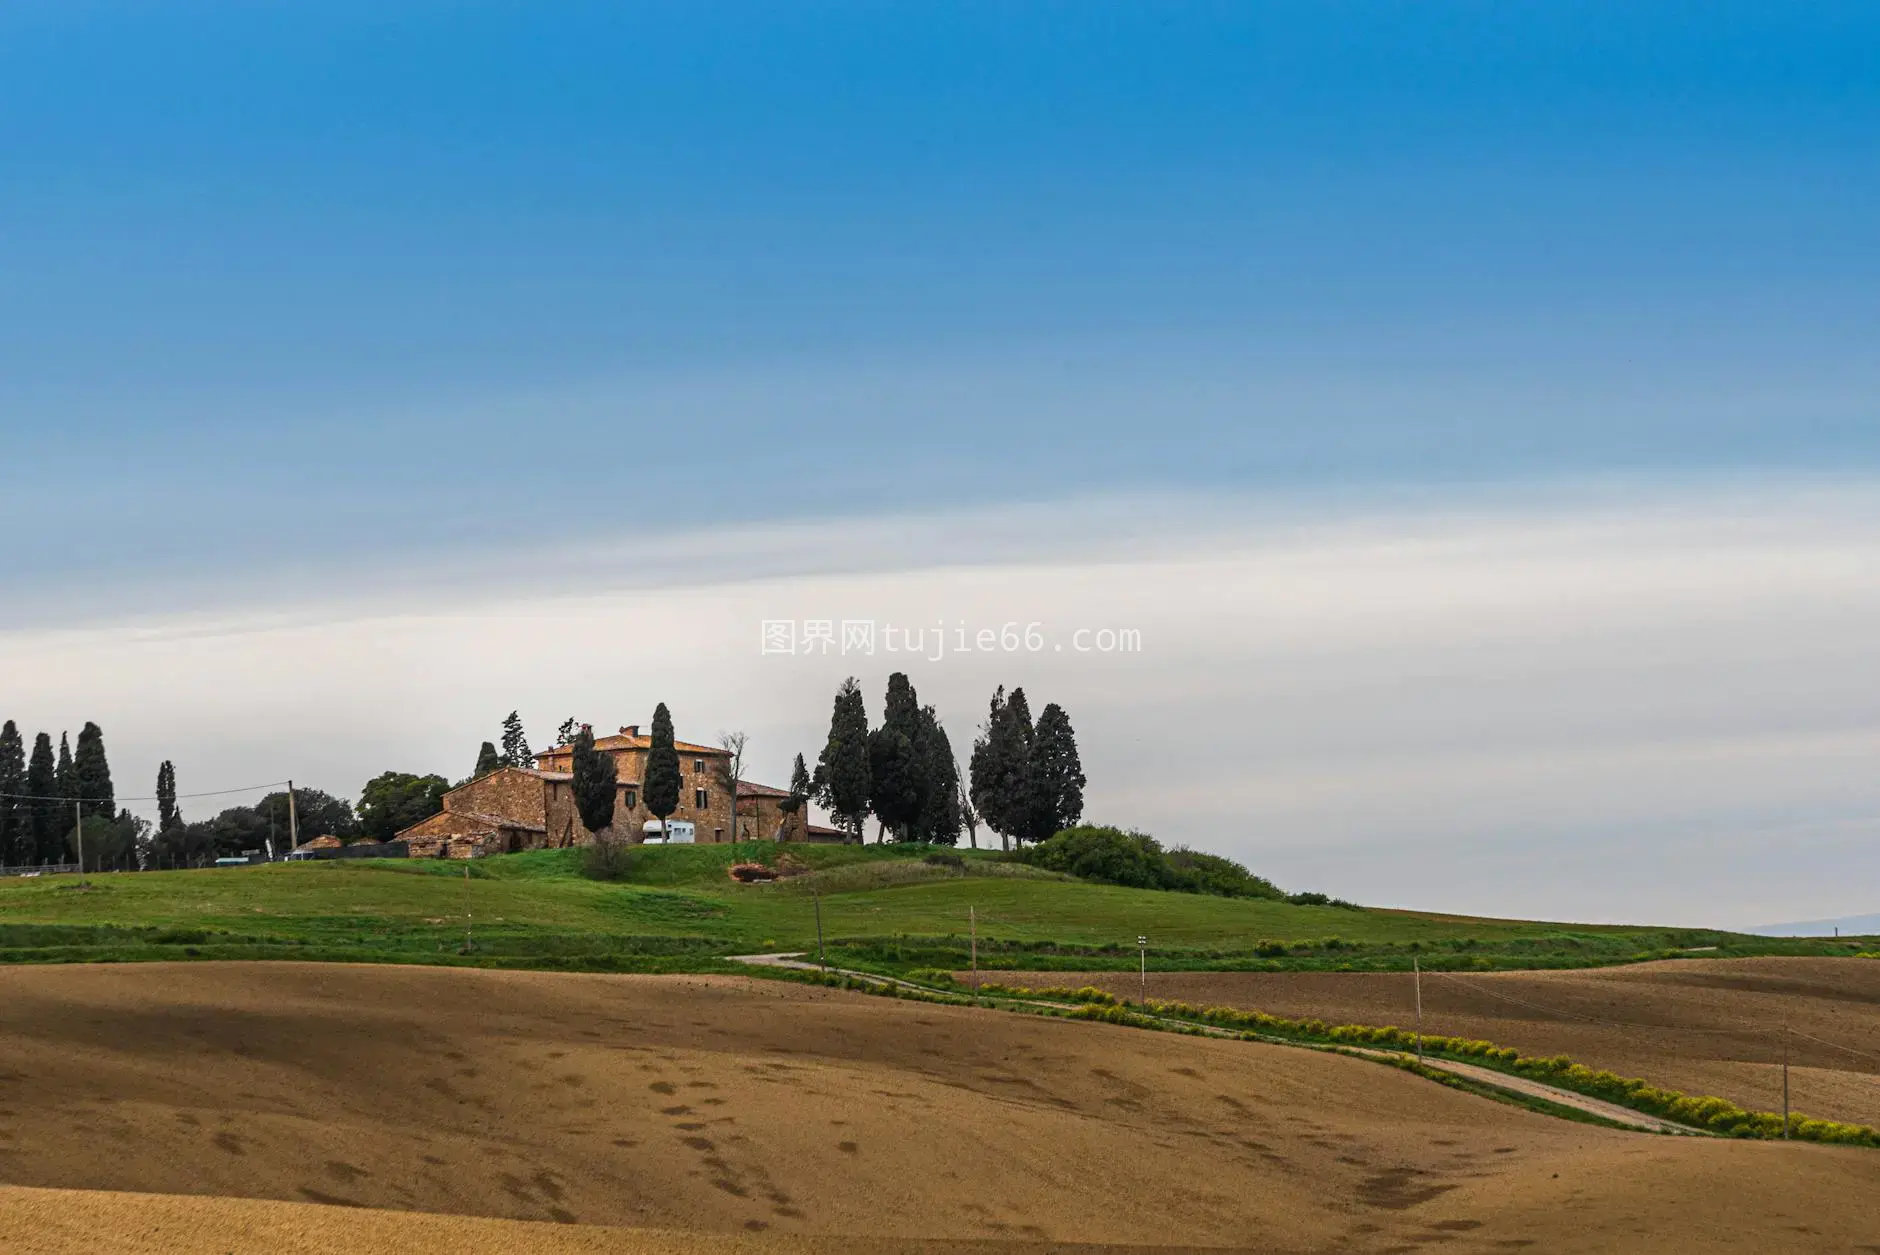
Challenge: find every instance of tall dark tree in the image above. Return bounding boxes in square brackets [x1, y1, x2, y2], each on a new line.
[473, 741, 502, 780]
[0, 720, 24, 866]
[912, 706, 962, 845]
[970, 685, 1036, 848]
[54, 733, 74, 807]
[868, 673, 928, 842]
[569, 725, 619, 837]
[500, 711, 532, 767]
[555, 717, 579, 747]
[782, 753, 811, 815]
[641, 704, 681, 838]
[26, 733, 57, 863]
[1024, 702, 1086, 842]
[156, 760, 180, 832]
[812, 678, 871, 843]
[72, 722, 114, 820]
[356, 771, 451, 841]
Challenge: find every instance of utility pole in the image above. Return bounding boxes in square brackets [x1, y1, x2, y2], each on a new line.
[969, 906, 979, 992]
[463, 863, 474, 953]
[1414, 958, 1424, 1065]
[814, 891, 826, 973]
[1137, 935, 1148, 1005]
[286, 780, 300, 856]
[1782, 1026, 1791, 1140]
[73, 800, 84, 878]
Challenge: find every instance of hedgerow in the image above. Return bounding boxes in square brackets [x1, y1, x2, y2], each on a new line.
[1125, 998, 1880, 1148]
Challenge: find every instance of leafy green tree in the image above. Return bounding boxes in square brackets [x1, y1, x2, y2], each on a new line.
[26, 733, 57, 863]
[868, 673, 928, 842]
[500, 711, 532, 767]
[1024, 702, 1086, 842]
[641, 704, 681, 838]
[69, 813, 132, 873]
[473, 741, 502, 779]
[254, 787, 355, 843]
[356, 772, 451, 841]
[156, 760, 179, 831]
[569, 725, 619, 837]
[912, 705, 961, 845]
[73, 722, 114, 820]
[152, 815, 218, 868]
[0, 720, 24, 865]
[555, 717, 579, 747]
[812, 678, 871, 843]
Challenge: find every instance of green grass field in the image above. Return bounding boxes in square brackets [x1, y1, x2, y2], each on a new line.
[0, 842, 1860, 974]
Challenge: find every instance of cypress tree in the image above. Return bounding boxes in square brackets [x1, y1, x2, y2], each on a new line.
[812, 678, 871, 843]
[473, 741, 502, 779]
[998, 688, 1036, 843]
[569, 725, 618, 838]
[26, 734, 57, 863]
[970, 686, 1037, 848]
[500, 711, 532, 767]
[71, 723, 114, 821]
[0, 721, 23, 866]
[782, 753, 811, 814]
[55, 733, 73, 799]
[969, 687, 1007, 849]
[156, 761, 180, 832]
[1025, 702, 1086, 842]
[913, 705, 961, 845]
[641, 704, 681, 838]
[867, 673, 928, 842]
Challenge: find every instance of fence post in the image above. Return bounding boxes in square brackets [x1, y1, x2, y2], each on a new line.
[1414, 958, 1424, 1065]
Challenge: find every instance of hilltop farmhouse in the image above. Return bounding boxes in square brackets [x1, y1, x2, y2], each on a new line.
[396, 724, 841, 858]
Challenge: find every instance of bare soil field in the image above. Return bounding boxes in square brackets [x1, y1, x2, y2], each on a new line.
[983, 958, 1880, 1127]
[0, 963, 1875, 1254]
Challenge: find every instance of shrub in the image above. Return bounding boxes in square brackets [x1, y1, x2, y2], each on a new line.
[1013, 827, 1345, 904]
[581, 839, 635, 882]
[1164, 846, 1285, 899]
[727, 862, 778, 883]
[1014, 826, 1169, 889]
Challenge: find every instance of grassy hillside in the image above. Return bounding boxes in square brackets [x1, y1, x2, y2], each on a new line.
[0, 842, 1860, 973]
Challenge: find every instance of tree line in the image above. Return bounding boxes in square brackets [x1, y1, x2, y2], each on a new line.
[0, 719, 145, 871]
[808, 673, 1085, 847]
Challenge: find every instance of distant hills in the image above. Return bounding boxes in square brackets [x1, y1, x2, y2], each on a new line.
[1747, 913, 1880, 938]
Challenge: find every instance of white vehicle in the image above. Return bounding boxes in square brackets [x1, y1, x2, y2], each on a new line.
[642, 819, 696, 844]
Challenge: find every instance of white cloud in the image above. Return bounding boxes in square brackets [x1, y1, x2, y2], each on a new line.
[3, 476, 1877, 928]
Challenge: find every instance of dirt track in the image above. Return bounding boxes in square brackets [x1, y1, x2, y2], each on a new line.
[0, 963, 1876, 1253]
[983, 958, 1880, 1127]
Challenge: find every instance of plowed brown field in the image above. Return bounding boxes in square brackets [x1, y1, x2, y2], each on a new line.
[0, 962, 1875, 1254]
[979, 958, 1880, 1127]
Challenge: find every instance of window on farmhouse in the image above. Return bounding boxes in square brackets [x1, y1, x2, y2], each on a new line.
[694, 788, 708, 809]
[694, 758, 704, 773]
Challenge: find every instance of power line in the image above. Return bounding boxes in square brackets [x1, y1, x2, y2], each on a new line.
[0, 780, 291, 804]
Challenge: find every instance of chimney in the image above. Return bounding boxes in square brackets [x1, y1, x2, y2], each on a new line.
[621, 725, 640, 737]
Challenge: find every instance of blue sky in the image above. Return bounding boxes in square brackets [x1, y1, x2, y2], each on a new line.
[3, 4, 1879, 924]
[3, 2, 1877, 600]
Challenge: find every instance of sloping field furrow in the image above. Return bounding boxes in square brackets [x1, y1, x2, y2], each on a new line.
[982, 958, 1880, 1127]
[0, 963, 1874, 1254]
